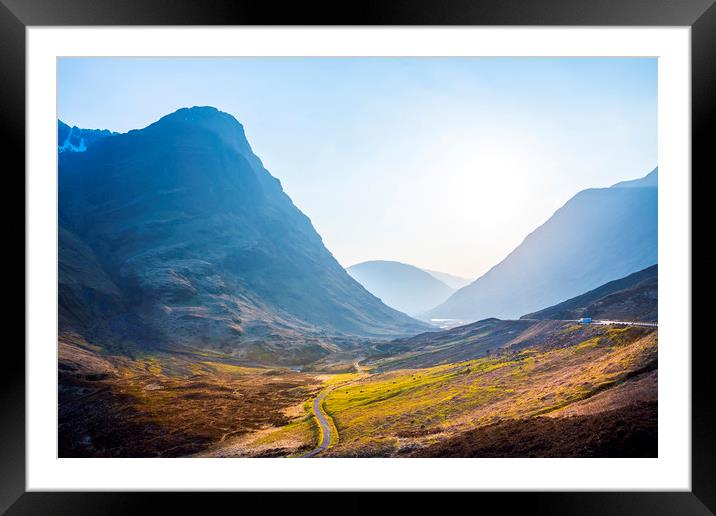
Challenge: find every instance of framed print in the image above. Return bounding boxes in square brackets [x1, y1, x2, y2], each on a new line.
[4, 0, 711, 513]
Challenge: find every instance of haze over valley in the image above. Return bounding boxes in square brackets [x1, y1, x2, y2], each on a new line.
[346, 261, 462, 316]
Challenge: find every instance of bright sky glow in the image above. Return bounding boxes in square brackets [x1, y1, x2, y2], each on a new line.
[58, 57, 657, 278]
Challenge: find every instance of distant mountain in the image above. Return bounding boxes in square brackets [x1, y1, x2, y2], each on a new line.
[347, 260, 454, 316]
[58, 120, 115, 153]
[58, 107, 426, 365]
[421, 268, 473, 290]
[522, 265, 657, 322]
[425, 168, 658, 322]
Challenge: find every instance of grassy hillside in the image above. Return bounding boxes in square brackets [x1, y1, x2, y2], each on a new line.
[368, 317, 639, 372]
[321, 324, 656, 457]
[369, 318, 536, 371]
[412, 400, 656, 457]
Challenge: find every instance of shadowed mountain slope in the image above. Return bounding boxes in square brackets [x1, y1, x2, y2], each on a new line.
[58, 107, 426, 365]
[522, 264, 657, 322]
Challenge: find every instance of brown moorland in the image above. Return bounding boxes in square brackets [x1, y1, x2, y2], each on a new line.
[59, 334, 323, 457]
[59, 321, 657, 458]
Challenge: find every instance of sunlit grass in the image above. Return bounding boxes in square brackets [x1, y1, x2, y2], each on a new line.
[323, 328, 657, 455]
[201, 361, 264, 377]
[253, 416, 316, 448]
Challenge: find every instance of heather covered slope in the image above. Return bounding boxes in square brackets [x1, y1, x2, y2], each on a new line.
[522, 264, 657, 322]
[58, 107, 426, 365]
[347, 260, 454, 316]
[426, 168, 658, 322]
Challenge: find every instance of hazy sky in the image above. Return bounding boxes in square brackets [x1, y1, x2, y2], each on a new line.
[58, 57, 657, 278]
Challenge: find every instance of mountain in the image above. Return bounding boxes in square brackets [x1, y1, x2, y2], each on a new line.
[521, 264, 657, 322]
[58, 120, 115, 153]
[346, 260, 454, 316]
[58, 107, 426, 365]
[421, 268, 473, 290]
[425, 168, 658, 322]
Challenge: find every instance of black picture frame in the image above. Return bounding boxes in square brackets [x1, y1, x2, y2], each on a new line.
[3, 0, 710, 513]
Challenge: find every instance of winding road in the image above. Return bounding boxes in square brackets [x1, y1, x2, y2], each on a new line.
[301, 389, 334, 457]
[301, 358, 366, 457]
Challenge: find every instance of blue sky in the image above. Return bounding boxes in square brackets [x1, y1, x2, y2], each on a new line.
[58, 57, 657, 278]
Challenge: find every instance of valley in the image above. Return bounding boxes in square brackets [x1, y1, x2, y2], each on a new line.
[60, 316, 657, 458]
[56, 107, 659, 459]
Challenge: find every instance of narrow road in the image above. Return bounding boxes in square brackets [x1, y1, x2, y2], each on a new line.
[301, 389, 334, 457]
[522, 318, 658, 327]
[519, 318, 657, 327]
[301, 358, 367, 457]
[591, 319, 658, 327]
[353, 357, 366, 374]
